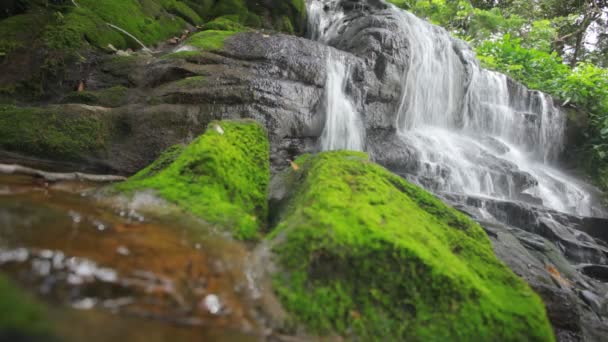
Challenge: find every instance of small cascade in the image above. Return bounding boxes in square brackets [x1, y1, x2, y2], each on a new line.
[320, 55, 365, 151]
[307, 0, 365, 151]
[389, 8, 592, 215]
[306, 0, 601, 217]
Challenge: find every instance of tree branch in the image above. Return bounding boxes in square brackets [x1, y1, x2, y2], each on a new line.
[0, 164, 126, 183]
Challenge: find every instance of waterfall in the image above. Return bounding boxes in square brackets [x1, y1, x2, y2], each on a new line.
[390, 8, 593, 216]
[306, 0, 599, 217]
[320, 55, 365, 151]
[308, 0, 365, 151]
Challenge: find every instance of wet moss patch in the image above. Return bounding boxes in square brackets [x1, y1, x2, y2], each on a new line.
[115, 120, 270, 240]
[270, 151, 554, 341]
[0, 104, 110, 160]
[62, 86, 129, 108]
[185, 29, 243, 51]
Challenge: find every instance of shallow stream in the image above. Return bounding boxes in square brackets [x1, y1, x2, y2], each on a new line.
[0, 174, 268, 341]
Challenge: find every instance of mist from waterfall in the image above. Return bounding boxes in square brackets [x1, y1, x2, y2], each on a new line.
[308, 0, 365, 151]
[306, 0, 600, 217]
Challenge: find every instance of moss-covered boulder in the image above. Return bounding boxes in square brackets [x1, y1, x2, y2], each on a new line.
[0, 275, 53, 341]
[115, 120, 270, 239]
[269, 151, 554, 341]
[0, 104, 111, 161]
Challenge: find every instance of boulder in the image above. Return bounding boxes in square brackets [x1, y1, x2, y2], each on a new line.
[267, 151, 554, 341]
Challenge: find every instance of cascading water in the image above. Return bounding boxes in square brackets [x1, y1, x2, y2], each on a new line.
[391, 8, 594, 216]
[308, 0, 364, 151]
[307, 0, 602, 217]
[320, 56, 365, 151]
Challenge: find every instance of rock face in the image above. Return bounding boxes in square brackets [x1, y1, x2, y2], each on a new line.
[443, 194, 608, 341]
[1, 31, 362, 174]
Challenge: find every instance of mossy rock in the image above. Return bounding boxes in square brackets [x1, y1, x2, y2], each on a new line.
[270, 151, 554, 341]
[62, 86, 129, 107]
[0, 275, 54, 341]
[0, 104, 111, 160]
[201, 15, 247, 31]
[0, 0, 199, 54]
[115, 120, 270, 240]
[200, 0, 306, 34]
[185, 29, 243, 51]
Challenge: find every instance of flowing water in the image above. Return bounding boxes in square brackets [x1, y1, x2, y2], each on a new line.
[0, 174, 269, 341]
[320, 55, 365, 151]
[308, 0, 603, 217]
[309, 0, 365, 151]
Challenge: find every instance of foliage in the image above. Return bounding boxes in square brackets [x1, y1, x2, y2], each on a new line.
[476, 35, 608, 188]
[271, 151, 554, 341]
[476, 35, 570, 92]
[115, 120, 270, 240]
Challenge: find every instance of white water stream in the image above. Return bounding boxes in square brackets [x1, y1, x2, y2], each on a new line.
[307, 0, 600, 217]
[309, 0, 365, 151]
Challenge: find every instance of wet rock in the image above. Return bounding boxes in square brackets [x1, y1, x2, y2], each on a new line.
[366, 128, 421, 176]
[580, 264, 608, 283]
[0, 32, 368, 174]
[446, 195, 608, 341]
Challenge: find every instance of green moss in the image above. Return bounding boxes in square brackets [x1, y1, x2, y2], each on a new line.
[172, 76, 207, 87]
[181, 0, 215, 18]
[101, 55, 143, 78]
[289, 0, 306, 31]
[278, 15, 295, 34]
[0, 10, 49, 56]
[49, 0, 195, 50]
[198, 0, 305, 34]
[62, 86, 129, 107]
[201, 15, 246, 31]
[166, 1, 203, 25]
[115, 120, 270, 240]
[0, 105, 110, 160]
[0, 275, 53, 339]
[185, 29, 242, 51]
[160, 50, 201, 60]
[129, 144, 186, 181]
[270, 151, 554, 341]
[0, 0, 200, 57]
[211, 0, 249, 20]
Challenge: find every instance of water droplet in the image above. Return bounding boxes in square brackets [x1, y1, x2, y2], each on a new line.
[116, 246, 130, 256]
[202, 294, 222, 314]
[72, 297, 97, 310]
